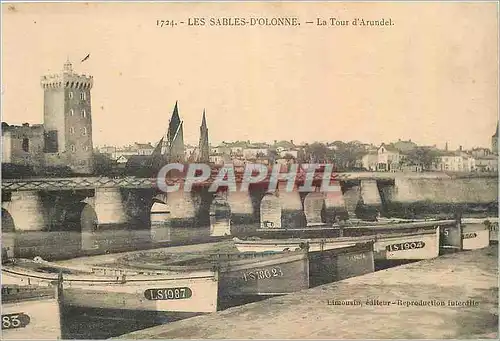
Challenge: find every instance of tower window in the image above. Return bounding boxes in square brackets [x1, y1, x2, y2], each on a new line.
[69, 109, 74, 116]
[80, 92, 86, 100]
[69, 127, 75, 134]
[68, 91, 74, 99]
[82, 127, 87, 136]
[70, 145, 76, 152]
[81, 109, 86, 118]
[22, 138, 29, 152]
[83, 145, 89, 151]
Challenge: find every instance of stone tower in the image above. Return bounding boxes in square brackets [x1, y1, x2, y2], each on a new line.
[41, 59, 94, 174]
[198, 110, 210, 163]
[492, 122, 498, 154]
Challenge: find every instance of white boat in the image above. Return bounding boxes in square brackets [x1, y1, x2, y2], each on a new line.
[1, 258, 219, 314]
[233, 225, 441, 261]
[442, 217, 497, 250]
[1, 284, 62, 339]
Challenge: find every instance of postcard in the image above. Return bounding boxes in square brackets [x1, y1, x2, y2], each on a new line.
[1, 1, 498, 340]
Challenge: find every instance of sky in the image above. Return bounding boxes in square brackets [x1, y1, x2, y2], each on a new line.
[2, 2, 498, 150]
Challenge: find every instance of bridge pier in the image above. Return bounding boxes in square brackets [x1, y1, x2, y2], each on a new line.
[165, 191, 198, 228]
[210, 192, 231, 236]
[91, 188, 128, 226]
[303, 192, 326, 226]
[3, 191, 47, 231]
[324, 183, 349, 223]
[360, 180, 382, 221]
[227, 191, 254, 226]
[343, 184, 361, 220]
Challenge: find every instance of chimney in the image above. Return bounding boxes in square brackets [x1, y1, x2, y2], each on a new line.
[290, 140, 294, 145]
[459, 145, 463, 152]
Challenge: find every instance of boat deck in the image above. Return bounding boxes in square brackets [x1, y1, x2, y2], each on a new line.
[117, 245, 498, 339]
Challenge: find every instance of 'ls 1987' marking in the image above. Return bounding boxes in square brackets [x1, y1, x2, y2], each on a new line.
[144, 287, 192, 300]
[386, 241, 425, 252]
[2, 313, 30, 330]
[242, 267, 284, 282]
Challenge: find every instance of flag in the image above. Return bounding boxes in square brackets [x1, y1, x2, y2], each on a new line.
[81, 54, 90, 63]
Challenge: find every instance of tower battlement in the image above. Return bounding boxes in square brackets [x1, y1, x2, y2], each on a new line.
[40, 60, 93, 90]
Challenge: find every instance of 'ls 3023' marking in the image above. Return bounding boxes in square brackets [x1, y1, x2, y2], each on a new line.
[242, 267, 284, 282]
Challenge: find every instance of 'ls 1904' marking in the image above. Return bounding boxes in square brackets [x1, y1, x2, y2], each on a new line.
[386, 241, 425, 252]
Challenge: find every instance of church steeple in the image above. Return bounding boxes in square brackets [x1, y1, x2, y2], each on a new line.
[492, 121, 499, 153]
[198, 109, 210, 163]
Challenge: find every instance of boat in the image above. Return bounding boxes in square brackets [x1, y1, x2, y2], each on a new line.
[1, 258, 219, 314]
[233, 222, 443, 262]
[1, 284, 62, 339]
[247, 219, 456, 240]
[441, 217, 496, 250]
[101, 249, 310, 308]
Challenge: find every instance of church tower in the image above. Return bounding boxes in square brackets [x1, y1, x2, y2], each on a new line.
[41, 59, 94, 174]
[198, 110, 210, 163]
[492, 122, 498, 154]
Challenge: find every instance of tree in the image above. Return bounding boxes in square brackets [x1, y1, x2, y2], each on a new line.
[93, 152, 115, 176]
[404, 147, 440, 170]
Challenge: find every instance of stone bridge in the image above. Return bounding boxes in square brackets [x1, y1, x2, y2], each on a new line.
[1, 174, 498, 236]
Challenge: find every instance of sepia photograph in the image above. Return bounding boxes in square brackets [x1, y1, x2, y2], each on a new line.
[1, 1, 498, 339]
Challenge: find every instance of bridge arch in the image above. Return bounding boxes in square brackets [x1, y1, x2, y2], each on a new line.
[2, 208, 15, 232]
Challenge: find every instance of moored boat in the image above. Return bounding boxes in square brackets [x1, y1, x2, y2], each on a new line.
[462, 217, 498, 244]
[105, 249, 310, 308]
[233, 224, 441, 262]
[1, 258, 219, 314]
[1, 284, 62, 339]
[441, 217, 495, 250]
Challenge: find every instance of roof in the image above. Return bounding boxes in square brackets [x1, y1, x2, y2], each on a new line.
[125, 155, 152, 168]
[134, 143, 154, 149]
[379, 143, 400, 153]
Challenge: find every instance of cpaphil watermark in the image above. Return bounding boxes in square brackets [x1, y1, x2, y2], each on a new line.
[155, 163, 342, 193]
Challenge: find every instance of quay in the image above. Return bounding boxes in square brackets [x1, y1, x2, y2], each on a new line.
[118, 246, 498, 339]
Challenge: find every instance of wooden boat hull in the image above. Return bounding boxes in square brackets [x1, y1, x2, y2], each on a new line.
[372, 228, 440, 260]
[217, 251, 309, 298]
[1, 285, 62, 339]
[1, 262, 219, 313]
[249, 219, 455, 240]
[462, 217, 498, 244]
[234, 227, 440, 261]
[441, 219, 492, 250]
[107, 250, 310, 300]
[308, 242, 375, 287]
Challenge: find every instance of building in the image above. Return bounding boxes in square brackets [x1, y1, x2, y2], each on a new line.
[2, 60, 95, 174]
[475, 155, 498, 172]
[1, 123, 45, 168]
[135, 143, 154, 156]
[41, 60, 94, 173]
[435, 151, 476, 172]
[392, 139, 417, 154]
[377, 144, 401, 171]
